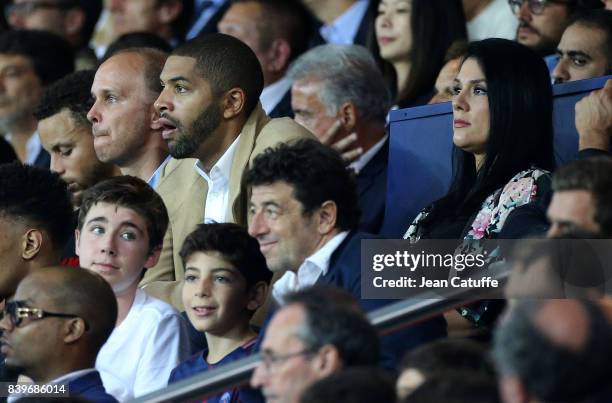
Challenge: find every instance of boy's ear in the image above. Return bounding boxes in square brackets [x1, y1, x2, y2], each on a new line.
[22, 229, 43, 260]
[144, 245, 162, 269]
[247, 281, 268, 312]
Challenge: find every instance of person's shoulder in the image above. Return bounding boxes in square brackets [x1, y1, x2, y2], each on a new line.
[134, 289, 182, 320]
[259, 117, 314, 142]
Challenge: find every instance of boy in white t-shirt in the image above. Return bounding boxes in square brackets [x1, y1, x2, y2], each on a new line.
[76, 175, 190, 401]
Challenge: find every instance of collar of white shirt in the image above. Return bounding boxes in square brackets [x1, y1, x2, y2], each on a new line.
[272, 231, 350, 304]
[260, 77, 292, 115]
[195, 134, 241, 223]
[349, 135, 387, 175]
[51, 368, 98, 385]
[4, 130, 41, 165]
[319, 0, 370, 45]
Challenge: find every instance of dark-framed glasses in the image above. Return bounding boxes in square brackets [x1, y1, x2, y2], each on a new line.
[1, 300, 89, 330]
[260, 349, 316, 371]
[508, 0, 569, 15]
[4, 0, 78, 19]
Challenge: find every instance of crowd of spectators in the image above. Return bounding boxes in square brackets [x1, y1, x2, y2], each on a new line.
[0, 0, 611, 402]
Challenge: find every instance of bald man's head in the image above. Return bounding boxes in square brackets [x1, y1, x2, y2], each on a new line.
[494, 299, 612, 402]
[22, 266, 117, 353]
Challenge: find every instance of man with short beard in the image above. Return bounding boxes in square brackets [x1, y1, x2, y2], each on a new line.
[509, 0, 603, 60]
[143, 33, 313, 310]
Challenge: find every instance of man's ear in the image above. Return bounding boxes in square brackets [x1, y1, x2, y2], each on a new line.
[74, 229, 81, 257]
[316, 201, 338, 235]
[312, 344, 342, 377]
[21, 229, 43, 260]
[157, 0, 183, 25]
[222, 88, 246, 119]
[144, 245, 162, 269]
[63, 8, 85, 37]
[63, 317, 87, 344]
[150, 103, 163, 132]
[338, 102, 357, 132]
[247, 281, 268, 312]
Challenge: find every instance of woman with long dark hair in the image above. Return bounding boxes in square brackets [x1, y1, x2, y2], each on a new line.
[375, 0, 467, 107]
[404, 38, 555, 327]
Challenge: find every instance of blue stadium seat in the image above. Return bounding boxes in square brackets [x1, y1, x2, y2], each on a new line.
[381, 75, 612, 237]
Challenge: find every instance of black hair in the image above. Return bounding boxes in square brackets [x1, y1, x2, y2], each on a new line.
[570, 9, 612, 74]
[394, 0, 467, 107]
[172, 33, 264, 116]
[78, 0, 103, 45]
[402, 372, 500, 403]
[179, 223, 272, 288]
[284, 286, 380, 367]
[35, 266, 117, 357]
[494, 299, 612, 402]
[400, 338, 495, 377]
[34, 69, 95, 126]
[0, 30, 74, 86]
[78, 176, 169, 252]
[300, 367, 396, 403]
[567, 0, 605, 15]
[423, 39, 555, 228]
[102, 32, 172, 62]
[245, 139, 360, 231]
[0, 162, 73, 250]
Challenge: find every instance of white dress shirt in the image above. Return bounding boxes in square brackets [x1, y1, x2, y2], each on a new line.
[260, 77, 292, 115]
[467, 0, 518, 41]
[273, 231, 349, 304]
[147, 155, 172, 189]
[319, 0, 370, 45]
[195, 134, 241, 224]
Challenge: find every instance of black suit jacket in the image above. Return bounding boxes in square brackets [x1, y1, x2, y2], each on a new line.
[308, 2, 375, 48]
[188, 1, 230, 38]
[356, 139, 388, 234]
[257, 231, 447, 370]
[268, 89, 293, 119]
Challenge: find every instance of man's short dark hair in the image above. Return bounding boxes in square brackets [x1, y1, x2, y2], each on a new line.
[78, 176, 169, 253]
[172, 33, 264, 116]
[402, 372, 500, 403]
[179, 223, 272, 288]
[229, 0, 312, 63]
[0, 30, 74, 86]
[567, 0, 605, 15]
[570, 9, 612, 74]
[245, 139, 360, 231]
[552, 156, 612, 235]
[300, 367, 396, 403]
[0, 162, 73, 250]
[34, 69, 95, 126]
[284, 286, 379, 367]
[36, 266, 117, 355]
[494, 299, 612, 402]
[400, 338, 495, 377]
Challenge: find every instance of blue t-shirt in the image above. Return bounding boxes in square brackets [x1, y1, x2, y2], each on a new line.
[168, 338, 263, 403]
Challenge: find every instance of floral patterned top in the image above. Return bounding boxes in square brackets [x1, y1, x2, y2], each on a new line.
[404, 167, 551, 243]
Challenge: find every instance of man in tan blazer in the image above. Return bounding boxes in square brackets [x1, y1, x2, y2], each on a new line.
[141, 33, 313, 309]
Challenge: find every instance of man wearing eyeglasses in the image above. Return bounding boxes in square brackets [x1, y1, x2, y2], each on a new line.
[5, 0, 102, 69]
[250, 287, 379, 403]
[0, 266, 118, 402]
[509, 0, 603, 57]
